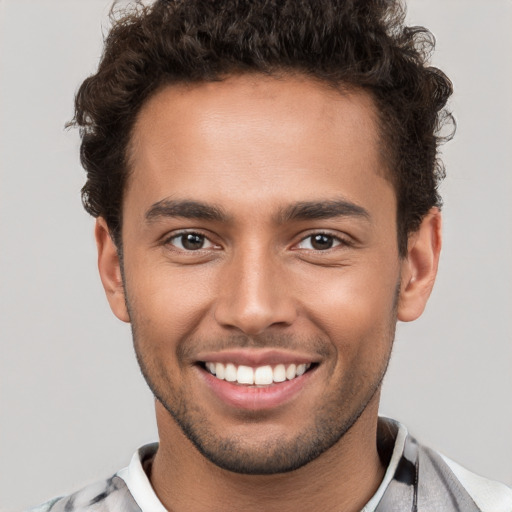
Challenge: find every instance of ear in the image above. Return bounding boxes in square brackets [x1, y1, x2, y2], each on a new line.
[95, 217, 130, 323]
[397, 208, 442, 322]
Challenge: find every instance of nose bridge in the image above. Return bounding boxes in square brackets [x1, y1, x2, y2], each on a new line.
[214, 238, 296, 335]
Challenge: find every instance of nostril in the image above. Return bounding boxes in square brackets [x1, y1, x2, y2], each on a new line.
[213, 305, 296, 336]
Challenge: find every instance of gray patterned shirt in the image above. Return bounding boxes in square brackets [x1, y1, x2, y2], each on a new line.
[28, 418, 512, 512]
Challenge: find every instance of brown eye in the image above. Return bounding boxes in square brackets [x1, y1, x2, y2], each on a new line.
[310, 234, 334, 250]
[181, 233, 205, 250]
[296, 233, 343, 251]
[168, 232, 215, 251]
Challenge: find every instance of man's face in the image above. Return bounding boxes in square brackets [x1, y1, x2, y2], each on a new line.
[117, 75, 403, 473]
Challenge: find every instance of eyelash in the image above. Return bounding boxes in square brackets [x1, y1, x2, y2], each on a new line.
[295, 232, 351, 251]
[163, 230, 351, 252]
[164, 231, 218, 251]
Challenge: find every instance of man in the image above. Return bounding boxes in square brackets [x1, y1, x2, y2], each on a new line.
[29, 0, 512, 510]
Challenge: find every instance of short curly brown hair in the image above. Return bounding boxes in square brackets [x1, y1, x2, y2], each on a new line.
[72, 0, 454, 256]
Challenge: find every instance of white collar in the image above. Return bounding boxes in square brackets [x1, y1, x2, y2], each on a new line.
[362, 418, 408, 511]
[117, 442, 167, 512]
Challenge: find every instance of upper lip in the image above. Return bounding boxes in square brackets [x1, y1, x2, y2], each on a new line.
[196, 349, 320, 367]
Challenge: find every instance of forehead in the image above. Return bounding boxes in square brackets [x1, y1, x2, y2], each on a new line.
[126, 74, 393, 220]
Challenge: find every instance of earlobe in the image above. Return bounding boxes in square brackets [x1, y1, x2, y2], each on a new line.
[95, 218, 130, 323]
[397, 208, 442, 322]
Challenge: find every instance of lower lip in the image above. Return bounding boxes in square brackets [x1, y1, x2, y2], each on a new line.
[198, 366, 315, 410]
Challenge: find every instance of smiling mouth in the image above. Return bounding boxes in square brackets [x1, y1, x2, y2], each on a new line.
[200, 362, 315, 386]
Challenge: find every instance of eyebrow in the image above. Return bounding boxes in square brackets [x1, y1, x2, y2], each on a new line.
[276, 199, 371, 223]
[145, 198, 370, 225]
[145, 199, 229, 223]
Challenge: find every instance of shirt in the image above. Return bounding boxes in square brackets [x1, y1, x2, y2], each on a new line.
[27, 418, 512, 512]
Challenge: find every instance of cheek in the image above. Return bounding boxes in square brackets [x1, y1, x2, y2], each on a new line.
[294, 263, 399, 353]
[124, 256, 216, 345]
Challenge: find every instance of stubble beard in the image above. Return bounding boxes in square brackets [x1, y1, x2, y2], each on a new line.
[130, 326, 395, 476]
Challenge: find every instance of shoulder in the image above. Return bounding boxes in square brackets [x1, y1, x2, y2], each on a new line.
[373, 418, 512, 512]
[415, 441, 512, 512]
[438, 453, 512, 512]
[25, 475, 141, 512]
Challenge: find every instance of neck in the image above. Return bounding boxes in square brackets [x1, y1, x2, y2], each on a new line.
[150, 398, 385, 512]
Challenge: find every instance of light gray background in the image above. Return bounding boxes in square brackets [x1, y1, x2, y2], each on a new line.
[1, 0, 511, 510]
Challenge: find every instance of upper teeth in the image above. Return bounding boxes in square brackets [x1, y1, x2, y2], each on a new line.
[204, 362, 311, 385]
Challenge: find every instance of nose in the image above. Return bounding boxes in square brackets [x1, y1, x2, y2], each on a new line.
[213, 246, 297, 335]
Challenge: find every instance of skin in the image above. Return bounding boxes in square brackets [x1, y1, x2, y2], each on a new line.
[96, 75, 441, 512]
